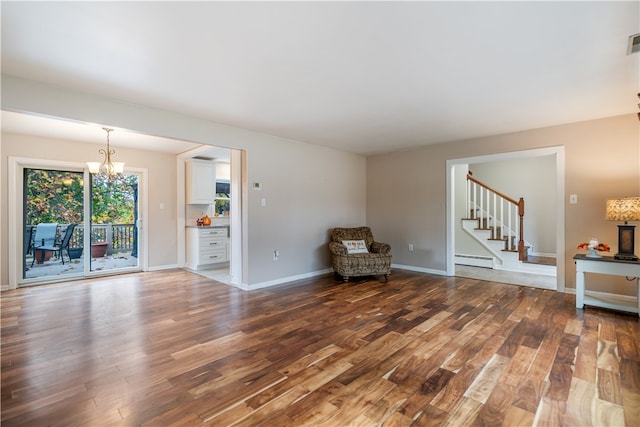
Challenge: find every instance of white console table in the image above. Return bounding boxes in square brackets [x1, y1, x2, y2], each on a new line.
[574, 254, 640, 317]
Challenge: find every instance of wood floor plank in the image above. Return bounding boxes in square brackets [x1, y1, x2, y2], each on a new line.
[597, 367, 624, 405]
[1, 269, 639, 426]
[472, 382, 517, 426]
[562, 376, 595, 427]
[574, 327, 598, 383]
[464, 353, 510, 404]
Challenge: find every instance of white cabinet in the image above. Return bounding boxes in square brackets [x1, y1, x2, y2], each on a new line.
[185, 159, 215, 204]
[186, 227, 229, 269]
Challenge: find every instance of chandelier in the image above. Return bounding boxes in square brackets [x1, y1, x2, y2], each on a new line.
[87, 128, 124, 178]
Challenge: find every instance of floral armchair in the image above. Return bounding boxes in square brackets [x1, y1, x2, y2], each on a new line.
[329, 227, 392, 282]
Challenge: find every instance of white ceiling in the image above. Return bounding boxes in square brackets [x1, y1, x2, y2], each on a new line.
[1, 110, 202, 154]
[1, 1, 639, 156]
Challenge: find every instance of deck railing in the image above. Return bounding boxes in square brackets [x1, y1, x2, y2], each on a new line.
[27, 223, 135, 255]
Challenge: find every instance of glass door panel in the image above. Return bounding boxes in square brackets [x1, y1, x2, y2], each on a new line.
[90, 173, 140, 273]
[23, 168, 84, 281]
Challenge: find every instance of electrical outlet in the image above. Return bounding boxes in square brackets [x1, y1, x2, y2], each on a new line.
[408, 243, 414, 251]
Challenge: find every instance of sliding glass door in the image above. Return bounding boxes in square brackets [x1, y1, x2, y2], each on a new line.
[21, 166, 141, 285]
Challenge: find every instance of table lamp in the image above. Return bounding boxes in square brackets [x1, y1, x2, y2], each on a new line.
[606, 197, 640, 260]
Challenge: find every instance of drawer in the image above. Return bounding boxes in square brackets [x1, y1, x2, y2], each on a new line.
[200, 238, 225, 249]
[199, 248, 226, 263]
[199, 228, 227, 238]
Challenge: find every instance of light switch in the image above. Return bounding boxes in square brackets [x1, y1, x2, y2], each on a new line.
[570, 194, 578, 204]
[261, 197, 266, 207]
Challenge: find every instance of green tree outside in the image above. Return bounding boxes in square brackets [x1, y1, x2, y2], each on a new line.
[25, 169, 84, 224]
[26, 169, 136, 225]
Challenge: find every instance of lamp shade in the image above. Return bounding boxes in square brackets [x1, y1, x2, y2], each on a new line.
[87, 162, 101, 174]
[605, 197, 640, 222]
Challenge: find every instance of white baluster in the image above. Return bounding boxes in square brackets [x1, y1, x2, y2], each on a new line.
[466, 179, 470, 218]
[508, 203, 512, 250]
[480, 187, 484, 226]
[500, 199, 504, 242]
[473, 182, 477, 218]
[493, 193, 497, 238]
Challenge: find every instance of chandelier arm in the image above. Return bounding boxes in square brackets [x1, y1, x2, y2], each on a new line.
[89, 127, 123, 180]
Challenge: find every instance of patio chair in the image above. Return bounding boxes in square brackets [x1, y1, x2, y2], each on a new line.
[24, 226, 34, 256]
[38, 224, 78, 266]
[24, 226, 34, 271]
[56, 224, 78, 265]
[30, 223, 59, 267]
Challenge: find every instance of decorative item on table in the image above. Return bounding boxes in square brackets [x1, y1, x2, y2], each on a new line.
[577, 238, 610, 258]
[202, 215, 211, 226]
[196, 217, 204, 226]
[605, 197, 640, 261]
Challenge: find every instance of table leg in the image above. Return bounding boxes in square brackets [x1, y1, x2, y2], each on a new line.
[576, 270, 585, 309]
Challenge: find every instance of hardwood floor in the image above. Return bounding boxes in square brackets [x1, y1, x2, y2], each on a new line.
[1, 269, 639, 426]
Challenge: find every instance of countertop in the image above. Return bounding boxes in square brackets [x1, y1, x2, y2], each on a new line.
[186, 224, 229, 229]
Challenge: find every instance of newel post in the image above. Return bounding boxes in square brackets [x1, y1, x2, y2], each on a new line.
[517, 198, 525, 261]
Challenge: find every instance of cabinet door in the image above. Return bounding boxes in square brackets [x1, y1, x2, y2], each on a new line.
[186, 159, 215, 204]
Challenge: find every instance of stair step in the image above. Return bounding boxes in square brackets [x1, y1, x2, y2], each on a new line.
[523, 255, 556, 266]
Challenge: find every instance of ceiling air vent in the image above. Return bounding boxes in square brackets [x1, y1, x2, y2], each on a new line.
[628, 33, 640, 55]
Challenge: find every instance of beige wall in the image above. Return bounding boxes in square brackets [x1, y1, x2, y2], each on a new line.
[1, 76, 367, 288]
[367, 114, 640, 295]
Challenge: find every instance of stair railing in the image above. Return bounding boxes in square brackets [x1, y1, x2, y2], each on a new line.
[466, 173, 526, 261]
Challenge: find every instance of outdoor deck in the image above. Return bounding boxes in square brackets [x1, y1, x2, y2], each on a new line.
[24, 252, 138, 280]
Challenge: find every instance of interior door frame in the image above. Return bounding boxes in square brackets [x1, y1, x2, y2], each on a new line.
[176, 146, 246, 288]
[7, 156, 148, 289]
[445, 146, 565, 292]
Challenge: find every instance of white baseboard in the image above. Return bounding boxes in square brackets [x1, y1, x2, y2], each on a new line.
[455, 254, 494, 268]
[392, 264, 448, 276]
[495, 263, 557, 277]
[148, 264, 180, 271]
[564, 287, 636, 302]
[249, 264, 449, 291]
[247, 268, 333, 291]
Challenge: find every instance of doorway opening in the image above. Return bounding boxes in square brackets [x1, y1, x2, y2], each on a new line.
[446, 146, 565, 291]
[178, 146, 245, 288]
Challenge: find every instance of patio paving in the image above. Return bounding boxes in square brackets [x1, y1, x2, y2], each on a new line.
[24, 252, 138, 280]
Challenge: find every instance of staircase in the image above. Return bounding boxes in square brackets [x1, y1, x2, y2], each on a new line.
[457, 173, 556, 277]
